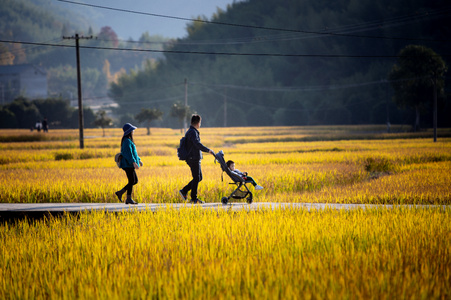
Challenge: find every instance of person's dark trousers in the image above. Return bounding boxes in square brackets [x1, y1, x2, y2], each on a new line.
[182, 159, 202, 200]
[122, 167, 138, 195]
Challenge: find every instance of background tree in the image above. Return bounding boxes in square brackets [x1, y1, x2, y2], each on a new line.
[0, 97, 98, 129]
[33, 98, 73, 128]
[97, 26, 119, 48]
[69, 108, 96, 129]
[0, 107, 17, 128]
[93, 110, 113, 137]
[389, 45, 447, 132]
[4, 97, 40, 129]
[135, 108, 163, 135]
[170, 102, 191, 133]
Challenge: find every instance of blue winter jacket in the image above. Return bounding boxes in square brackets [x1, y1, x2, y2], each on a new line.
[120, 138, 141, 169]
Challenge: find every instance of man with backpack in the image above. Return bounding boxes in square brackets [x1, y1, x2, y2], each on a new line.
[179, 114, 215, 204]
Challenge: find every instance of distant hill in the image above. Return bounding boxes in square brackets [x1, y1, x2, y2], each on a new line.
[0, 0, 90, 42]
[0, 0, 168, 105]
[109, 0, 451, 128]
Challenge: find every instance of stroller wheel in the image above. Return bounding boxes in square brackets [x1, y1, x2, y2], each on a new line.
[221, 197, 229, 205]
[246, 192, 253, 204]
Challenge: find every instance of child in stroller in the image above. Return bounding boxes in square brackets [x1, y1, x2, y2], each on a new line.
[226, 160, 264, 190]
[214, 150, 263, 204]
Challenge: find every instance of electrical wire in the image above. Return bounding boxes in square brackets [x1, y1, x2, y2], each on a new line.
[190, 76, 430, 93]
[108, 91, 208, 106]
[191, 80, 387, 92]
[56, 0, 451, 43]
[204, 85, 379, 113]
[1, 37, 64, 57]
[109, 7, 451, 47]
[3, 39, 449, 58]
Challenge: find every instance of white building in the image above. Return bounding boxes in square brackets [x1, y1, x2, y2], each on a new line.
[0, 64, 48, 105]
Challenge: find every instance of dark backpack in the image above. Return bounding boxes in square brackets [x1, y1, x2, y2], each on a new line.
[177, 136, 189, 160]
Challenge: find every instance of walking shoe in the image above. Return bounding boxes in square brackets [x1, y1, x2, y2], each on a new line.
[255, 185, 264, 190]
[115, 191, 124, 202]
[179, 190, 187, 201]
[125, 199, 138, 205]
[190, 199, 205, 204]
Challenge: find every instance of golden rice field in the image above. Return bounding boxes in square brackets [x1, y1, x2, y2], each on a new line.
[0, 126, 450, 204]
[1, 126, 451, 299]
[1, 207, 450, 299]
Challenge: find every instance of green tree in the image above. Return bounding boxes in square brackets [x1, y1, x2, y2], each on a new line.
[170, 102, 191, 133]
[273, 101, 310, 126]
[389, 45, 447, 131]
[0, 107, 17, 128]
[92, 110, 113, 137]
[5, 97, 40, 129]
[33, 98, 73, 128]
[135, 108, 163, 135]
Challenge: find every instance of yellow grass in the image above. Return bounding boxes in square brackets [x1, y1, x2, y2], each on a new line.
[1, 126, 451, 298]
[1, 207, 450, 299]
[0, 127, 449, 204]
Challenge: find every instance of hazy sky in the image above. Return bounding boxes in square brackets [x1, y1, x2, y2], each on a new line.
[57, 0, 241, 40]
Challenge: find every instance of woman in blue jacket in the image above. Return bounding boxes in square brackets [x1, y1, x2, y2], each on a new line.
[115, 123, 142, 204]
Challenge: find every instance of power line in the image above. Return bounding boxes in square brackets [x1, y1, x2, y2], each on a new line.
[191, 76, 432, 93]
[56, 0, 451, 43]
[101, 5, 451, 48]
[2, 37, 63, 56]
[106, 90, 209, 106]
[4, 39, 450, 58]
[101, 78, 417, 105]
[191, 80, 389, 92]
[112, 11, 443, 47]
[204, 85, 378, 113]
[117, 8, 451, 47]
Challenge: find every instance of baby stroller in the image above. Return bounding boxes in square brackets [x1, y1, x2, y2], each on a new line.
[214, 150, 253, 205]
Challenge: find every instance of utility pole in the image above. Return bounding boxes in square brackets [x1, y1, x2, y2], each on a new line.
[184, 78, 188, 132]
[63, 34, 93, 149]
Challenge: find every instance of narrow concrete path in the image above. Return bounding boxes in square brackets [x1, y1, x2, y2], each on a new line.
[0, 202, 446, 220]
